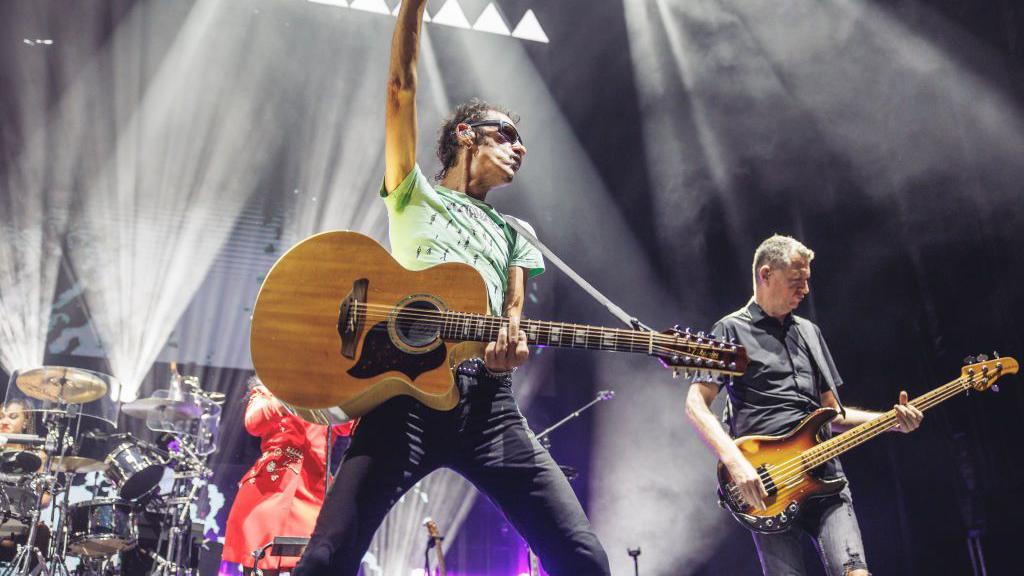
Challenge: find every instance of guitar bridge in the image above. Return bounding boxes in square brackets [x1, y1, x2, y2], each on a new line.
[338, 278, 368, 359]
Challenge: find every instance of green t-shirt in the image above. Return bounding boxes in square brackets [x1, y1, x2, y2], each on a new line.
[380, 164, 545, 316]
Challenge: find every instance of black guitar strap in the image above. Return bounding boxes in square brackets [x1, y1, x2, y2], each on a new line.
[793, 317, 847, 419]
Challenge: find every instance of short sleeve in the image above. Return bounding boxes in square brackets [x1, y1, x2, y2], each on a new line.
[506, 217, 545, 278]
[379, 164, 435, 212]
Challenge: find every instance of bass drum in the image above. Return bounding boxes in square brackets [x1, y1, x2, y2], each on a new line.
[104, 439, 165, 500]
[67, 498, 136, 557]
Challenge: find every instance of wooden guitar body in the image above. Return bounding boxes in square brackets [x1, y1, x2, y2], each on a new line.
[251, 231, 487, 422]
[717, 408, 847, 533]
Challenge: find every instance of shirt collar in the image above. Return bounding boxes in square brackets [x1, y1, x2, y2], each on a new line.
[748, 299, 794, 327]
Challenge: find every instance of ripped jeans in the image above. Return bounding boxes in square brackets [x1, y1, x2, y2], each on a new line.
[752, 485, 869, 576]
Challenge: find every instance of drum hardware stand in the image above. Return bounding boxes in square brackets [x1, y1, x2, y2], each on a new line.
[151, 436, 210, 576]
[1, 411, 75, 576]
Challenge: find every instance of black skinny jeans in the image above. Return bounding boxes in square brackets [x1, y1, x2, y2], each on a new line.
[291, 360, 610, 576]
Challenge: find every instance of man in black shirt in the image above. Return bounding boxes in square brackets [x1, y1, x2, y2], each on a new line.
[685, 234, 923, 576]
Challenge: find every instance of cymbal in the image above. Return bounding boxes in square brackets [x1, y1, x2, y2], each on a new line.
[121, 397, 202, 421]
[15, 366, 108, 404]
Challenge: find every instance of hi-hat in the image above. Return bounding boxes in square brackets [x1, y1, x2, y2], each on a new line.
[15, 366, 108, 404]
[121, 397, 202, 421]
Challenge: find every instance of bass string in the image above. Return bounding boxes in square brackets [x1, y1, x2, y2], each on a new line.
[762, 376, 976, 487]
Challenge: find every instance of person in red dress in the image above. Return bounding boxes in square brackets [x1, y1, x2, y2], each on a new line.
[223, 377, 352, 574]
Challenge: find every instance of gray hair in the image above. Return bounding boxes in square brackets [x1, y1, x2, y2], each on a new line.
[752, 234, 814, 288]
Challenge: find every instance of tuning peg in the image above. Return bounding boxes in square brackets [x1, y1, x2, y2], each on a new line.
[992, 384, 1000, 393]
[697, 331, 705, 338]
[963, 355, 977, 365]
[977, 353, 989, 362]
[671, 355, 680, 364]
[993, 350, 1000, 358]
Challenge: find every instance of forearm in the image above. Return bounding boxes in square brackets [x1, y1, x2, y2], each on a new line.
[830, 406, 879, 432]
[501, 267, 527, 319]
[388, 0, 428, 90]
[684, 386, 744, 465]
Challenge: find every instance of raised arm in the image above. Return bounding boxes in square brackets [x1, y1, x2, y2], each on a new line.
[384, 0, 429, 193]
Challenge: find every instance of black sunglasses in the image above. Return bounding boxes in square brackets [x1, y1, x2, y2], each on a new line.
[466, 120, 524, 146]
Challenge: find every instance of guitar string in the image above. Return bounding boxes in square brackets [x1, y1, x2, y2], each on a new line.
[725, 377, 979, 513]
[348, 302, 736, 359]
[728, 373, 989, 507]
[760, 374, 977, 486]
[349, 302, 730, 352]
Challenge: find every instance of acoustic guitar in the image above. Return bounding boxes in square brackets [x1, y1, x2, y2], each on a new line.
[717, 355, 1017, 533]
[250, 231, 747, 423]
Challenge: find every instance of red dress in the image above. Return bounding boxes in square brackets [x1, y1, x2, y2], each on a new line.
[222, 385, 351, 569]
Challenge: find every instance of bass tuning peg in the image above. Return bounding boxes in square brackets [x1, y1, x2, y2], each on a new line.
[963, 355, 977, 365]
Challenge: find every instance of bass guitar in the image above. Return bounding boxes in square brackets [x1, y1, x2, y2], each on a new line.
[250, 231, 747, 423]
[717, 355, 1017, 533]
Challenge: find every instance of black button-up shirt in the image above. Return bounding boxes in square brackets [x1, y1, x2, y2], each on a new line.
[712, 300, 845, 479]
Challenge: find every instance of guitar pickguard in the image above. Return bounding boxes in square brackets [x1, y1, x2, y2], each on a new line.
[348, 321, 448, 381]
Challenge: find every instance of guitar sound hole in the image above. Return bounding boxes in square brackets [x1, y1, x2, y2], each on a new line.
[394, 300, 442, 349]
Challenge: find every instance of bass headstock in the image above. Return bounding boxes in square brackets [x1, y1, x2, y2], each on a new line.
[961, 353, 1018, 392]
[657, 326, 749, 380]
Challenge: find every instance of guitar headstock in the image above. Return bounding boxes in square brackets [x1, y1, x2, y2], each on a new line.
[961, 353, 1018, 392]
[424, 518, 441, 539]
[657, 327, 749, 379]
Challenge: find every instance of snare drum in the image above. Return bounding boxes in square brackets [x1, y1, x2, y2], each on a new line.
[104, 441, 164, 500]
[67, 498, 136, 557]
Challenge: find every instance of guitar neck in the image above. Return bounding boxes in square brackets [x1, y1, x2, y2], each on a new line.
[443, 312, 684, 355]
[800, 376, 971, 470]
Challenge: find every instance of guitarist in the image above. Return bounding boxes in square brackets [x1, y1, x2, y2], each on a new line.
[292, 1, 610, 574]
[684, 234, 923, 576]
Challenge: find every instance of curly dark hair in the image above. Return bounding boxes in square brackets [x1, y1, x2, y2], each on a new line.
[434, 98, 520, 181]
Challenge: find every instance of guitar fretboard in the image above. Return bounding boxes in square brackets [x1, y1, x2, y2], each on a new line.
[439, 311, 727, 359]
[798, 374, 975, 472]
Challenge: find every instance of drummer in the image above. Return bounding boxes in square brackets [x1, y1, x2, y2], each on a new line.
[0, 400, 46, 474]
[0, 399, 50, 564]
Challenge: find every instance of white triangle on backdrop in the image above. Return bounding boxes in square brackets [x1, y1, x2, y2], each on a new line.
[391, 1, 432, 21]
[350, 0, 391, 15]
[432, 0, 472, 29]
[512, 9, 548, 43]
[307, 0, 349, 7]
[472, 3, 511, 36]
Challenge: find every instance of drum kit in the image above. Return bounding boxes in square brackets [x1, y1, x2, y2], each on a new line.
[0, 365, 223, 576]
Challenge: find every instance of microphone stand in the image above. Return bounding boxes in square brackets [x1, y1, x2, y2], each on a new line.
[535, 390, 615, 442]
